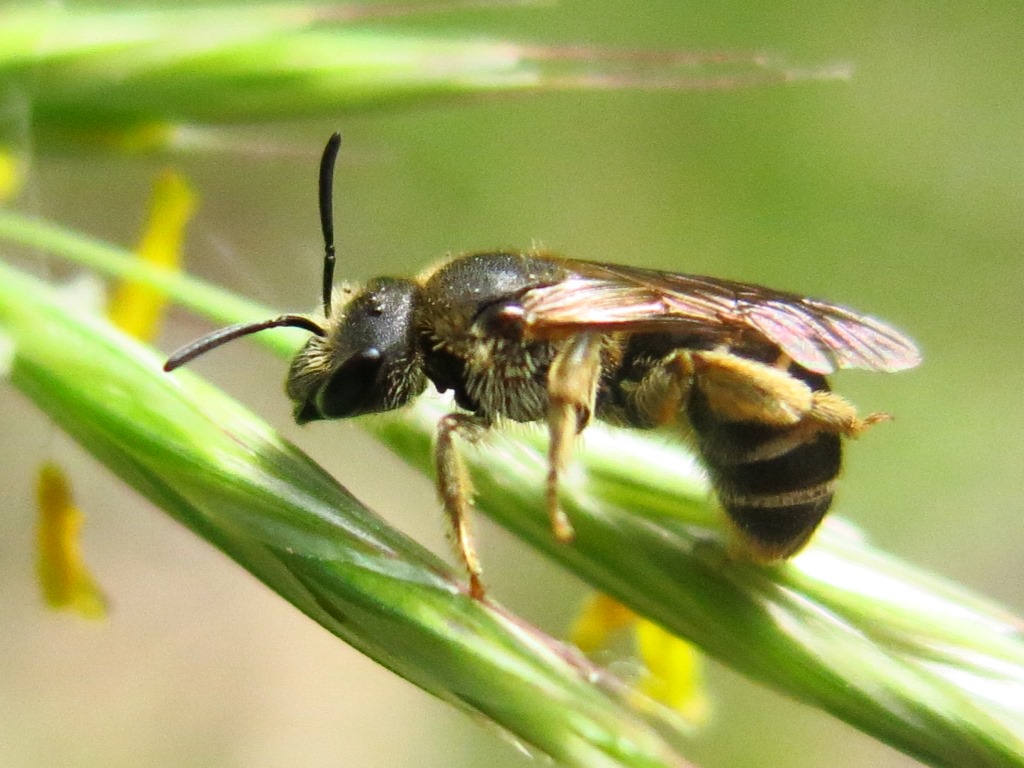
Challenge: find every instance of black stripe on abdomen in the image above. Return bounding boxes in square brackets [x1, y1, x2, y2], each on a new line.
[688, 392, 842, 560]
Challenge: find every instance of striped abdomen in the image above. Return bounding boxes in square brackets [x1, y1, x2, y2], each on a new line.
[686, 365, 841, 561]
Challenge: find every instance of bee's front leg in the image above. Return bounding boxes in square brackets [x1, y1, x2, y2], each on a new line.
[435, 412, 490, 598]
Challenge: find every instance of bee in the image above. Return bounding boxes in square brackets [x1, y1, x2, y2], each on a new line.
[166, 133, 921, 598]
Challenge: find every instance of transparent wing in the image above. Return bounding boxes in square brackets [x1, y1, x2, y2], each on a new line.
[517, 260, 921, 375]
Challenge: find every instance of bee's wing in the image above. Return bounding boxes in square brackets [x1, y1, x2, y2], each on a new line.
[517, 261, 921, 375]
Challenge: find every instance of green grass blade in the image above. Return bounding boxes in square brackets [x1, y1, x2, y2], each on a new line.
[0, 5, 849, 152]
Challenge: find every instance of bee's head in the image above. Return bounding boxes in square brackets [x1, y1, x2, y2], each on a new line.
[286, 277, 426, 423]
[164, 132, 425, 424]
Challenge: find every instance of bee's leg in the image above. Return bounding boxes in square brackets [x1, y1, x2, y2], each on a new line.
[806, 391, 892, 436]
[624, 352, 695, 427]
[688, 350, 814, 427]
[435, 412, 489, 599]
[690, 349, 887, 436]
[623, 349, 814, 433]
[545, 333, 604, 542]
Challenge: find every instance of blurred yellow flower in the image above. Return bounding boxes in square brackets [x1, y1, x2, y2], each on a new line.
[107, 168, 195, 340]
[571, 593, 709, 724]
[35, 462, 108, 619]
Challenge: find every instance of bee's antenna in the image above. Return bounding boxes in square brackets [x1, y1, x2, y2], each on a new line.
[163, 314, 326, 372]
[319, 132, 343, 319]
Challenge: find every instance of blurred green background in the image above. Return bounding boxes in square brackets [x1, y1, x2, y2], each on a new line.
[1, 2, 1022, 767]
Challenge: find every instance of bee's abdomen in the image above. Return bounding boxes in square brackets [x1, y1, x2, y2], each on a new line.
[688, 391, 842, 560]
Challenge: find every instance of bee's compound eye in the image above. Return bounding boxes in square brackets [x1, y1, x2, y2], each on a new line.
[316, 348, 383, 419]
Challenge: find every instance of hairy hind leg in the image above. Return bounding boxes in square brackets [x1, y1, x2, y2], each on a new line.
[690, 350, 888, 437]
